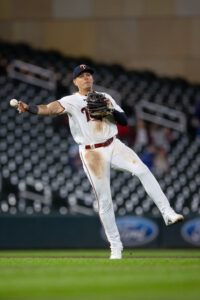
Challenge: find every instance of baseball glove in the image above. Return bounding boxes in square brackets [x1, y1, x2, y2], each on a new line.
[86, 92, 113, 119]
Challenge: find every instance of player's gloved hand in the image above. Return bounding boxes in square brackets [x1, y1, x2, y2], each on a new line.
[86, 92, 113, 119]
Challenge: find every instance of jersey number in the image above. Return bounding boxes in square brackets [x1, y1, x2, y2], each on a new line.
[81, 107, 91, 122]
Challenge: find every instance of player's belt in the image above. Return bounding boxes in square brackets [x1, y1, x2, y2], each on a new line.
[85, 137, 114, 150]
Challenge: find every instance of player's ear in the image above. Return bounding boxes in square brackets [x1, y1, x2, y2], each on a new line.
[73, 79, 77, 87]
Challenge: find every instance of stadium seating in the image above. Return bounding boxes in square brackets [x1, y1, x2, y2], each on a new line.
[0, 41, 200, 217]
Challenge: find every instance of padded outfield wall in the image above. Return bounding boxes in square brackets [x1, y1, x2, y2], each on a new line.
[0, 215, 199, 249]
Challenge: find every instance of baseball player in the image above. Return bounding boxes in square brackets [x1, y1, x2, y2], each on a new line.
[16, 64, 183, 259]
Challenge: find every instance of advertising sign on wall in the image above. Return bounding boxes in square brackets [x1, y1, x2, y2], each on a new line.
[101, 216, 159, 247]
[181, 218, 200, 246]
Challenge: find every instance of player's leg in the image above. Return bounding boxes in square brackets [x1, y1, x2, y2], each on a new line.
[79, 146, 123, 258]
[111, 139, 183, 225]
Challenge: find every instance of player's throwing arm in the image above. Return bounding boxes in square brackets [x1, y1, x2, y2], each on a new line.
[10, 99, 64, 116]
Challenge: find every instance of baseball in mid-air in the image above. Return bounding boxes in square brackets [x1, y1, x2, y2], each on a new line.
[10, 99, 18, 107]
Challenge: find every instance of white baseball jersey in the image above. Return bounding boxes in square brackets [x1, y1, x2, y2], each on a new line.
[58, 92, 124, 146]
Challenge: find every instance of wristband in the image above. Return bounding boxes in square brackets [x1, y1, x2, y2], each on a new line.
[113, 109, 128, 126]
[28, 105, 38, 114]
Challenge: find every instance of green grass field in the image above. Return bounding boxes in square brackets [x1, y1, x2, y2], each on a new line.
[0, 249, 199, 300]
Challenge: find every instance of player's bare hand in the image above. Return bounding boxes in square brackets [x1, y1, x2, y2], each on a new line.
[18, 101, 29, 114]
[105, 98, 113, 109]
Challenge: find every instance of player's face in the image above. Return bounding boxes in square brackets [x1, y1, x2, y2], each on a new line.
[73, 72, 94, 93]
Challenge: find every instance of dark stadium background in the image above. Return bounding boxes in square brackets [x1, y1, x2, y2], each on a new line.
[0, 0, 200, 250]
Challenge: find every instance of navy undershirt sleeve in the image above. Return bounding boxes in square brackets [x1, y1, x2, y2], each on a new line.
[113, 109, 128, 126]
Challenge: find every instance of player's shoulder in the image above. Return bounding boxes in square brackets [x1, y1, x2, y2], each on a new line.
[96, 91, 112, 99]
[102, 92, 115, 103]
[58, 94, 76, 103]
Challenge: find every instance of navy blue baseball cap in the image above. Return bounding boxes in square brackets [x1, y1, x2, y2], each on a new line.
[73, 64, 94, 79]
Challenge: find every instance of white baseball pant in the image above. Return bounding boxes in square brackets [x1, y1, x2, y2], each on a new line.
[79, 137, 171, 249]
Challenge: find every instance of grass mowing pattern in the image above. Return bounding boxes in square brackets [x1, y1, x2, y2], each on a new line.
[0, 250, 199, 300]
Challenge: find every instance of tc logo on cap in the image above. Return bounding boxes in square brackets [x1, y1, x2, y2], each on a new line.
[73, 64, 94, 79]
